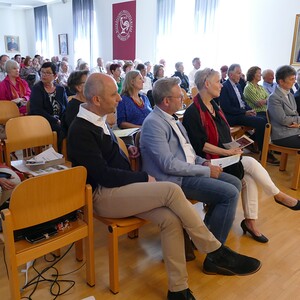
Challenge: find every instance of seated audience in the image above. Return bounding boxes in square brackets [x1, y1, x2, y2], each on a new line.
[172, 61, 190, 92]
[268, 65, 300, 150]
[291, 68, 300, 93]
[243, 66, 268, 117]
[78, 62, 89, 72]
[183, 69, 300, 244]
[20, 55, 40, 88]
[136, 63, 152, 95]
[57, 60, 70, 87]
[29, 62, 68, 148]
[110, 63, 123, 94]
[145, 61, 154, 83]
[218, 64, 279, 165]
[105, 61, 113, 75]
[67, 73, 261, 300]
[220, 65, 228, 83]
[262, 69, 276, 95]
[0, 59, 30, 115]
[121, 61, 134, 79]
[117, 70, 152, 129]
[140, 77, 242, 244]
[188, 57, 201, 88]
[63, 70, 89, 130]
[90, 57, 105, 74]
[152, 64, 164, 84]
[294, 87, 300, 115]
[0, 54, 9, 82]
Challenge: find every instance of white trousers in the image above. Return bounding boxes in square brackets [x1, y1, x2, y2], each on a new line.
[241, 156, 280, 219]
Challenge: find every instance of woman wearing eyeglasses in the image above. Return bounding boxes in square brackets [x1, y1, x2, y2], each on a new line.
[117, 70, 152, 129]
[183, 68, 300, 244]
[30, 62, 68, 150]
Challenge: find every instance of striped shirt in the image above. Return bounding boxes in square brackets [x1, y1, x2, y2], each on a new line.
[243, 82, 268, 113]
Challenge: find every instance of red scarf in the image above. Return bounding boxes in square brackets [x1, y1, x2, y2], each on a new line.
[193, 94, 230, 159]
[4, 76, 27, 99]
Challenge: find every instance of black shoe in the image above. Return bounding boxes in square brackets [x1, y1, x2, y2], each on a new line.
[167, 288, 196, 300]
[246, 143, 260, 154]
[203, 245, 261, 276]
[240, 220, 268, 243]
[274, 197, 300, 211]
[266, 153, 280, 166]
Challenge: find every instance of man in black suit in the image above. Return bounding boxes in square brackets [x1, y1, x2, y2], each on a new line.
[218, 64, 279, 165]
[7, 37, 18, 51]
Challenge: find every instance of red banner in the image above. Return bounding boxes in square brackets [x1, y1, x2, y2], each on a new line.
[113, 1, 136, 60]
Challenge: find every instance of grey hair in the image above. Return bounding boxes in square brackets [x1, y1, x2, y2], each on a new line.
[5, 59, 19, 73]
[152, 77, 181, 105]
[194, 68, 219, 91]
[262, 69, 273, 79]
[175, 62, 183, 71]
[228, 64, 241, 76]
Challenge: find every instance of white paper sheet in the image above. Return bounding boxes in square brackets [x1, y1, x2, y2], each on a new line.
[210, 154, 241, 168]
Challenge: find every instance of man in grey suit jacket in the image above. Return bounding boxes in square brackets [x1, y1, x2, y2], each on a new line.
[140, 77, 242, 244]
[268, 65, 300, 148]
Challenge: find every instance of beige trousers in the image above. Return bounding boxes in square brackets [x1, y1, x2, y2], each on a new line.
[93, 181, 221, 292]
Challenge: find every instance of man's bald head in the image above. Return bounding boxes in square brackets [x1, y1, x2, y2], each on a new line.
[84, 73, 111, 103]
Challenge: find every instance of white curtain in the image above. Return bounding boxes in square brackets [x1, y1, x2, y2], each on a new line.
[156, 0, 220, 72]
[73, 0, 95, 67]
[34, 5, 49, 58]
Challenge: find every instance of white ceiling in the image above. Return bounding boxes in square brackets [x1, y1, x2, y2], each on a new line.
[0, 0, 64, 9]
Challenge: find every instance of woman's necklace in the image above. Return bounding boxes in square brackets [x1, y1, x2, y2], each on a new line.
[131, 95, 144, 108]
[206, 104, 215, 115]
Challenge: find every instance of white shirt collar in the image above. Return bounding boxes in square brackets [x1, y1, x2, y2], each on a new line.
[77, 104, 110, 135]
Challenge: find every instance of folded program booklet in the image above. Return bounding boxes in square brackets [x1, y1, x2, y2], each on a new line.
[223, 134, 254, 149]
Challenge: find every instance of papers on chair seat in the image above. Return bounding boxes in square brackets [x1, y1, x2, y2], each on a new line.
[11, 160, 68, 177]
[223, 135, 254, 149]
[113, 128, 140, 138]
[210, 154, 241, 168]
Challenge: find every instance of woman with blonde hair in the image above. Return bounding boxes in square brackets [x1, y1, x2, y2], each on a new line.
[117, 70, 152, 129]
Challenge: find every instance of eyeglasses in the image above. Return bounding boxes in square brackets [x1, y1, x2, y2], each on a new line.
[167, 94, 184, 100]
[80, 81, 86, 85]
[41, 71, 54, 76]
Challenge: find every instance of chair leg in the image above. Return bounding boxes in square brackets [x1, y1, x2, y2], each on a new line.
[6, 251, 21, 300]
[279, 153, 288, 171]
[291, 155, 300, 190]
[260, 146, 269, 168]
[108, 225, 119, 294]
[75, 240, 83, 261]
[85, 236, 95, 287]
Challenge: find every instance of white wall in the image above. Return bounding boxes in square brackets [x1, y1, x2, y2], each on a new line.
[0, 0, 299, 73]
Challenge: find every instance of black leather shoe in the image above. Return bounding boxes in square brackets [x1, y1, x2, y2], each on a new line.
[203, 245, 261, 276]
[266, 153, 280, 165]
[240, 220, 268, 243]
[274, 198, 300, 211]
[167, 288, 196, 300]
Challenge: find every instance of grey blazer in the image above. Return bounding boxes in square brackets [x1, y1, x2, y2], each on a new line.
[268, 87, 300, 141]
[140, 106, 209, 186]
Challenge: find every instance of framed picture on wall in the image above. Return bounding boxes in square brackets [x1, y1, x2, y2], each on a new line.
[290, 14, 300, 65]
[4, 35, 20, 53]
[58, 33, 68, 56]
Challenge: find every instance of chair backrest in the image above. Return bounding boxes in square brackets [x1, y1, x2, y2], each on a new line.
[181, 88, 192, 107]
[4, 115, 57, 166]
[117, 136, 129, 158]
[8, 166, 87, 230]
[191, 86, 198, 99]
[0, 101, 20, 125]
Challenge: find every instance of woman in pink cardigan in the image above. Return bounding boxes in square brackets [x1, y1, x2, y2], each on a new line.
[0, 59, 31, 115]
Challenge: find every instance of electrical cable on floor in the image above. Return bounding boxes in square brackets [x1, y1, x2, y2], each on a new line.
[14, 242, 86, 300]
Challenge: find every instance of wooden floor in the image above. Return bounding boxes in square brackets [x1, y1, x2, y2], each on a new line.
[1, 153, 300, 300]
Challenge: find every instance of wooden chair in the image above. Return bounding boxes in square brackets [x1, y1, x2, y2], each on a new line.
[181, 88, 192, 108]
[261, 122, 300, 190]
[1, 166, 95, 300]
[4, 115, 57, 167]
[191, 86, 198, 98]
[93, 137, 148, 294]
[0, 101, 20, 163]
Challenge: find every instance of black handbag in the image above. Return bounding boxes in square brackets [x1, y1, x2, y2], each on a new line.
[223, 157, 244, 180]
